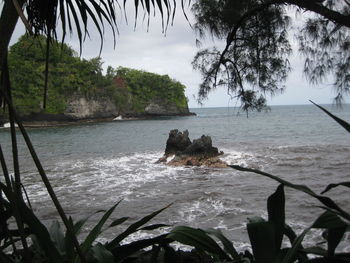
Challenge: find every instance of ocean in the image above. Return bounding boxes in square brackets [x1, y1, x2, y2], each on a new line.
[1, 104, 350, 251]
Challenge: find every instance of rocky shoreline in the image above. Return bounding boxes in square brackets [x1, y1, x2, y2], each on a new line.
[0, 112, 196, 128]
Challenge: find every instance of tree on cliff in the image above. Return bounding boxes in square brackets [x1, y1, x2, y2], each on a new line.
[8, 35, 111, 114]
[191, 0, 350, 111]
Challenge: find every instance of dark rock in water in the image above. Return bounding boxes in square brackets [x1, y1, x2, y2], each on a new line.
[165, 129, 192, 155]
[182, 135, 220, 157]
[158, 130, 227, 168]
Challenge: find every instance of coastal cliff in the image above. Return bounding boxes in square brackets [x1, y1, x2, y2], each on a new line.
[3, 35, 192, 124]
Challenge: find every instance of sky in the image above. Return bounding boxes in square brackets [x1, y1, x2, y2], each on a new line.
[6, 3, 341, 108]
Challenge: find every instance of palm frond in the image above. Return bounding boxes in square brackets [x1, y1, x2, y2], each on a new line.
[25, 0, 184, 52]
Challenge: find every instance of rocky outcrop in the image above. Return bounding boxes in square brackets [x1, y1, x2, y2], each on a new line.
[12, 96, 193, 126]
[158, 129, 228, 168]
[144, 100, 191, 116]
[17, 97, 118, 125]
[121, 97, 194, 118]
[165, 129, 192, 155]
[182, 135, 221, 157]
[65, 97, 117, 119]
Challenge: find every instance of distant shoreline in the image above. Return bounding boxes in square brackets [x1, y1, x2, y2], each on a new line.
[1, 112, 197, 128]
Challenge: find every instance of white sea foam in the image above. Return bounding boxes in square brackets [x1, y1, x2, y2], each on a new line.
[219, 149, 256, 167]
[3, 122, 18, 128]
[45, 151, 187, 201]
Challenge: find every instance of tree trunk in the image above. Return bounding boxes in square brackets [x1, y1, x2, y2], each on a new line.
[0, 0, 25, 67]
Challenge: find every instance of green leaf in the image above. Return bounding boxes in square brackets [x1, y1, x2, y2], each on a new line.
[108, 217, 129, 228]
[247, 220, 276, 263]
[106, 204, 171, 249]
[65, 211, 105, 261]
[77, 200, 121, 262]
[17, 199, 63, 263]
[312, 211, 348, 229]
[168, 226, 230, 261]
[282, 228, 310, 263]
[112, 234, 168, 262]
[321, 182, 350, 194]
[49, 220, 66, 256]
[163, 244, 178, 263]
[205, 228, 240, 260]
[283, 224, 297, 244]
[0, 253, 14, 263]
[310, 100, 350, 133]
[65, 217, 76, 263]
[267, 184, 285, 251]
[283, 211, 349, 263]
[90, 243, 114, 263]
[327, 227, 347, 256]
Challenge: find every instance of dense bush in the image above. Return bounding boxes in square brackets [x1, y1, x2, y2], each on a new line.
[109, 66, 188, 113]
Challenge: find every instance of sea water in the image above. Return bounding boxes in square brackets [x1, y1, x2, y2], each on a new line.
[0, 105, 350, 251]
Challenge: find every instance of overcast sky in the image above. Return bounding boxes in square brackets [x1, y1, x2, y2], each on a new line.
[7, 3, 341, 108]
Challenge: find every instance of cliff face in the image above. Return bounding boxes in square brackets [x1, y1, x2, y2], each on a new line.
[144, 101, 190, 116]
[13, 94, 191, 123]
[63, 96, 191, 120]
[65, 97, 118, 119]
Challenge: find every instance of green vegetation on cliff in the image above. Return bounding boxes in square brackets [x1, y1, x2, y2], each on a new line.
[107, 66, 188, 114]
[8, 35, 189, 117]
[8, 35, 110, 115]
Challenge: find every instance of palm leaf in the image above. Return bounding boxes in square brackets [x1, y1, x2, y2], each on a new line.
[106, 204, 171, 249]
[267, 184, 285, 251]
[310, 100, 350, 133]
[281, 228, 310, 263]
[90, 243, 114, 263]
[247, 218, 276, 263]
[204, 228, 240, 260]
[78, 200, 122, 258]
[0, 183, 63, 263]
[111, 234, 169, 262]
[321, 182, 350, 194]
[168, 226, 231, 261]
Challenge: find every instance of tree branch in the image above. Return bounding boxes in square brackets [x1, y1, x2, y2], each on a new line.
[11, 0, 33, 34]
[212, 0, 284, 89]
[204, 0, 349, 96]
[286, 0, 350, 28]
